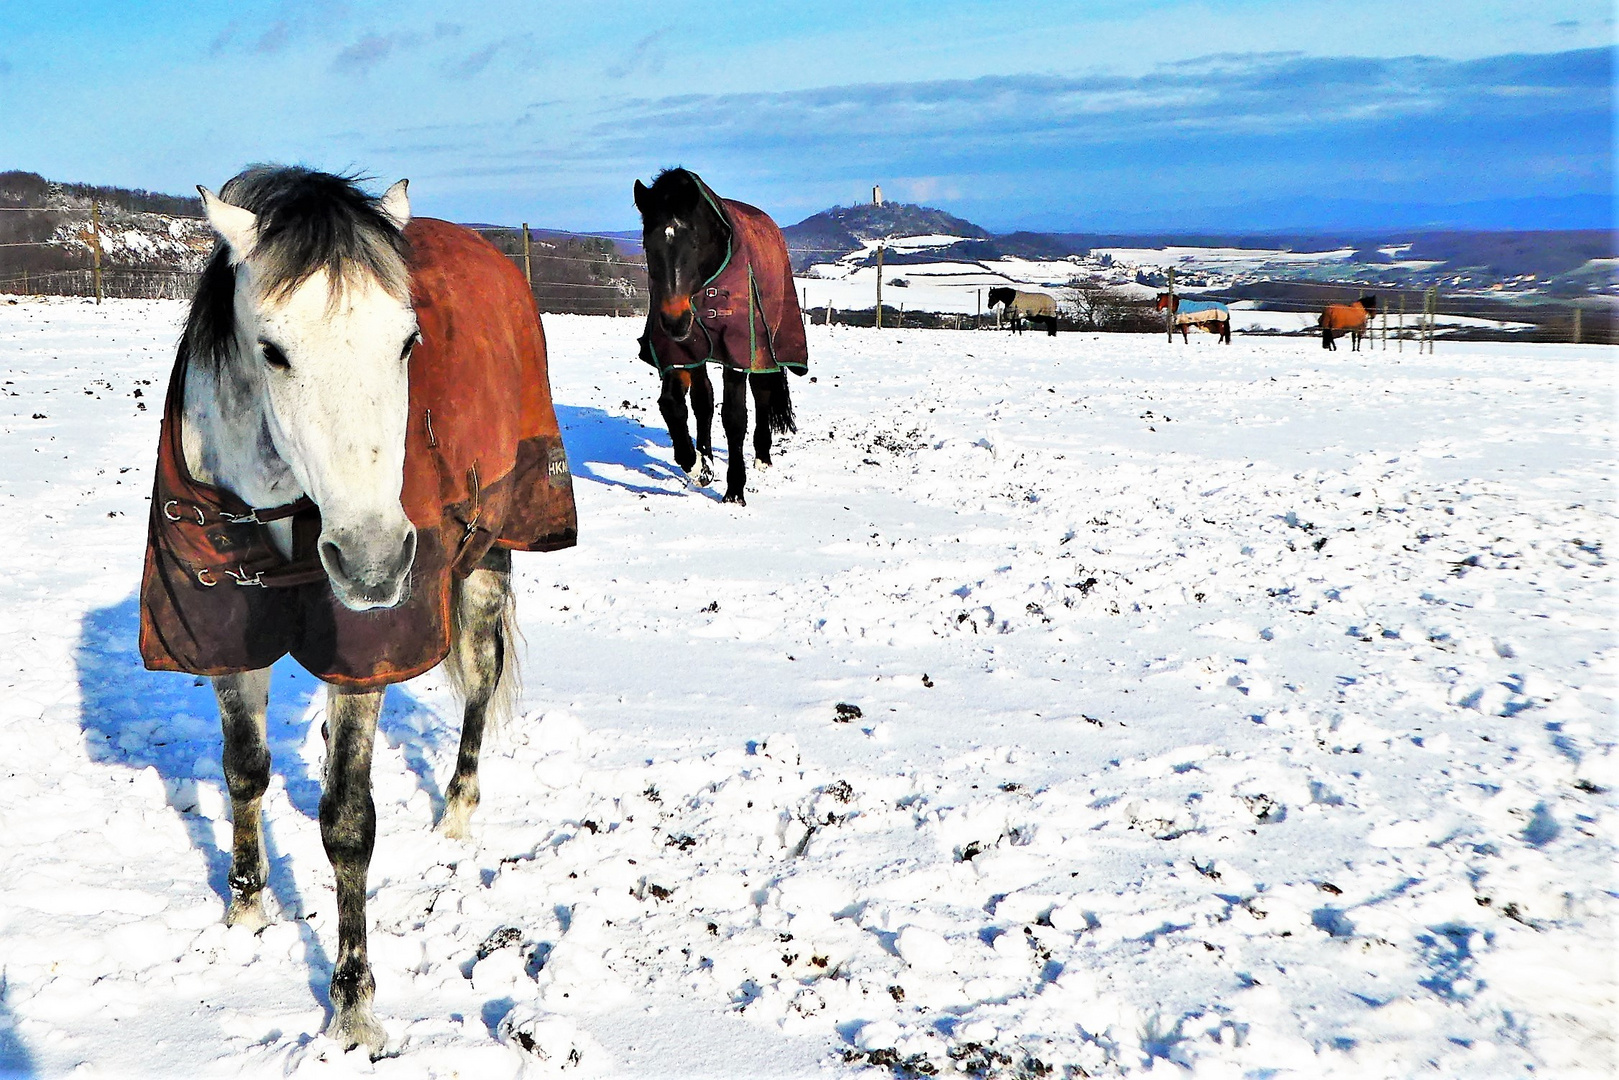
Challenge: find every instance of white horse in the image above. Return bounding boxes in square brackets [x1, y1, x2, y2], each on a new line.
[153, 167, 554, 1054]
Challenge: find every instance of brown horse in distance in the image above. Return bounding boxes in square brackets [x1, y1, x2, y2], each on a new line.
[1319, 295, 1377, 350]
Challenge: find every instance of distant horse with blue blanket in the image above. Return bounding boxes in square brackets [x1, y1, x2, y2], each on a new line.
[1156, 294, 1232, 343]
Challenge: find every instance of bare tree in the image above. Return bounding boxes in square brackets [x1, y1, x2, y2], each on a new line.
[1064, 276, 1123, 330]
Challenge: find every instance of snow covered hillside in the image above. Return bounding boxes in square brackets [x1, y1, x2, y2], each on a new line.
[0, 299, 1614, 1078]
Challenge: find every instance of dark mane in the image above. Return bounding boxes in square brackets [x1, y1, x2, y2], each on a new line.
[1359, 294, 1379, 311]
[183, 166, 410, 369]
[640, 168, 731, 238]
[642, 168, 705, 219]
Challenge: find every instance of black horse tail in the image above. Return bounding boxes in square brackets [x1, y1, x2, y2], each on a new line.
[761, 368, 796, 434]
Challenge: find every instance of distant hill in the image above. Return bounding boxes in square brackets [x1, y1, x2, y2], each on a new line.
[0, 171, 213, 294]
[779, 198, 1616, 292]
[784, 202, 991, 269]
[0, 170, 203, 218]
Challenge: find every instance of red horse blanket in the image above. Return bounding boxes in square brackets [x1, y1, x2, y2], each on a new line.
[640, 177, 808, 376]
[140, 218, 577, 689]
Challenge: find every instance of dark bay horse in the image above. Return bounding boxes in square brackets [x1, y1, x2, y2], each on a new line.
[1155, 293, 1232, 343]
[635, 168, 808, 504]
[140, 167, 576, 1054]
[988, 286, 1058, 335]
[1319, 295, 1377, 350]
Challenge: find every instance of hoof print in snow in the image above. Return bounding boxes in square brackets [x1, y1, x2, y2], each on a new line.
[499, 1008, 595, 1070]
[833, 702, 863, 723]
[475, 925, 523, 962]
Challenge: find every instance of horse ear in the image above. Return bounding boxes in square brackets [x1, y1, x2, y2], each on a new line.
[198, 186, 259, 263]
[379, 179, 411, 230]
[633, 179, 649, 212]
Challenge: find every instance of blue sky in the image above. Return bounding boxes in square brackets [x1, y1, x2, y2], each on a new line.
[0, 2, 1610, 232]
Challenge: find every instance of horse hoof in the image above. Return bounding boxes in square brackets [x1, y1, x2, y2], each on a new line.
[226, 892, 269, 933]
[722, 491, 747, 506]
[753, 458, 771, 471]
[698, 455, 715, 486]
[435, 794, 478, 841]
[326, 1002, 388, 1058]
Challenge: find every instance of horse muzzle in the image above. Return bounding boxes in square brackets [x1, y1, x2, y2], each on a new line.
[319, 520, 417, 611]
[659, 300, 696, 343]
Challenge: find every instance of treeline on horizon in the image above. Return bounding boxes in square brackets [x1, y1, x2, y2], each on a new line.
[2, 169, 1612, 307]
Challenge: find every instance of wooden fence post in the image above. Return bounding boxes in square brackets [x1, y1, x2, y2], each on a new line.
[90, 200, 104, 305]
[875, 242, 883, 330]
[521, 223, 532, 295]
[1573, 305, 1582, 344]
[1165, 266, 1175, 342]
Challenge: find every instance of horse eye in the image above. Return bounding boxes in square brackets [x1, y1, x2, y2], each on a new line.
[260, 340, 290, 369]
[401, 331, 420, 360]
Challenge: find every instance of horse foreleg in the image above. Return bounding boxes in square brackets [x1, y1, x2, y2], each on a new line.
[437, 548, 513, 841]
[720, 367, 749, 505]
[748, 371, 774, 468]
[658, 370, 697, 475]
[321, 684, 386, 1055]
[214, 668, 272, 931]
[690, 365, 715, 485]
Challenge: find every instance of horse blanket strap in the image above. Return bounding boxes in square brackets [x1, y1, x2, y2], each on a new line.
[140, 217, 578, 689]
[639, 175, 808, 377]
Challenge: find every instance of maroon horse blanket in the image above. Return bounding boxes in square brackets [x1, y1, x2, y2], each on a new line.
[640, 177, 808, 376]
[140, 218, 577, 689]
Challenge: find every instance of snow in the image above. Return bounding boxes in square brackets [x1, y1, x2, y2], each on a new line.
[0, 297, 1615, 1078]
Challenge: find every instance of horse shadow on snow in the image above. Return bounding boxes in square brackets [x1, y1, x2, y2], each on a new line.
[556, 403, 720, 500]
[74, 596, 453, 1015]
[0, 972, 31, 1079]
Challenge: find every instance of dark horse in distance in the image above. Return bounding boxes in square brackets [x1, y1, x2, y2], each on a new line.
[635, 168, 808, 505]
[987, 286, 1059, 335]
[1319, 295, 1377, 350]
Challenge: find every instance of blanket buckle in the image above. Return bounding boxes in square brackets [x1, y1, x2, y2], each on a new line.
[165, 500, 207, 526]
[225, 566, 267, 587]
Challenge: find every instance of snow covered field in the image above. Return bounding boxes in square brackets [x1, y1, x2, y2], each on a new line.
[0, 298, 1614, 1079]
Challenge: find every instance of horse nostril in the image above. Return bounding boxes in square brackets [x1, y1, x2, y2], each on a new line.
[394, 529, 418, 577]
[319, 539, 350, 580]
